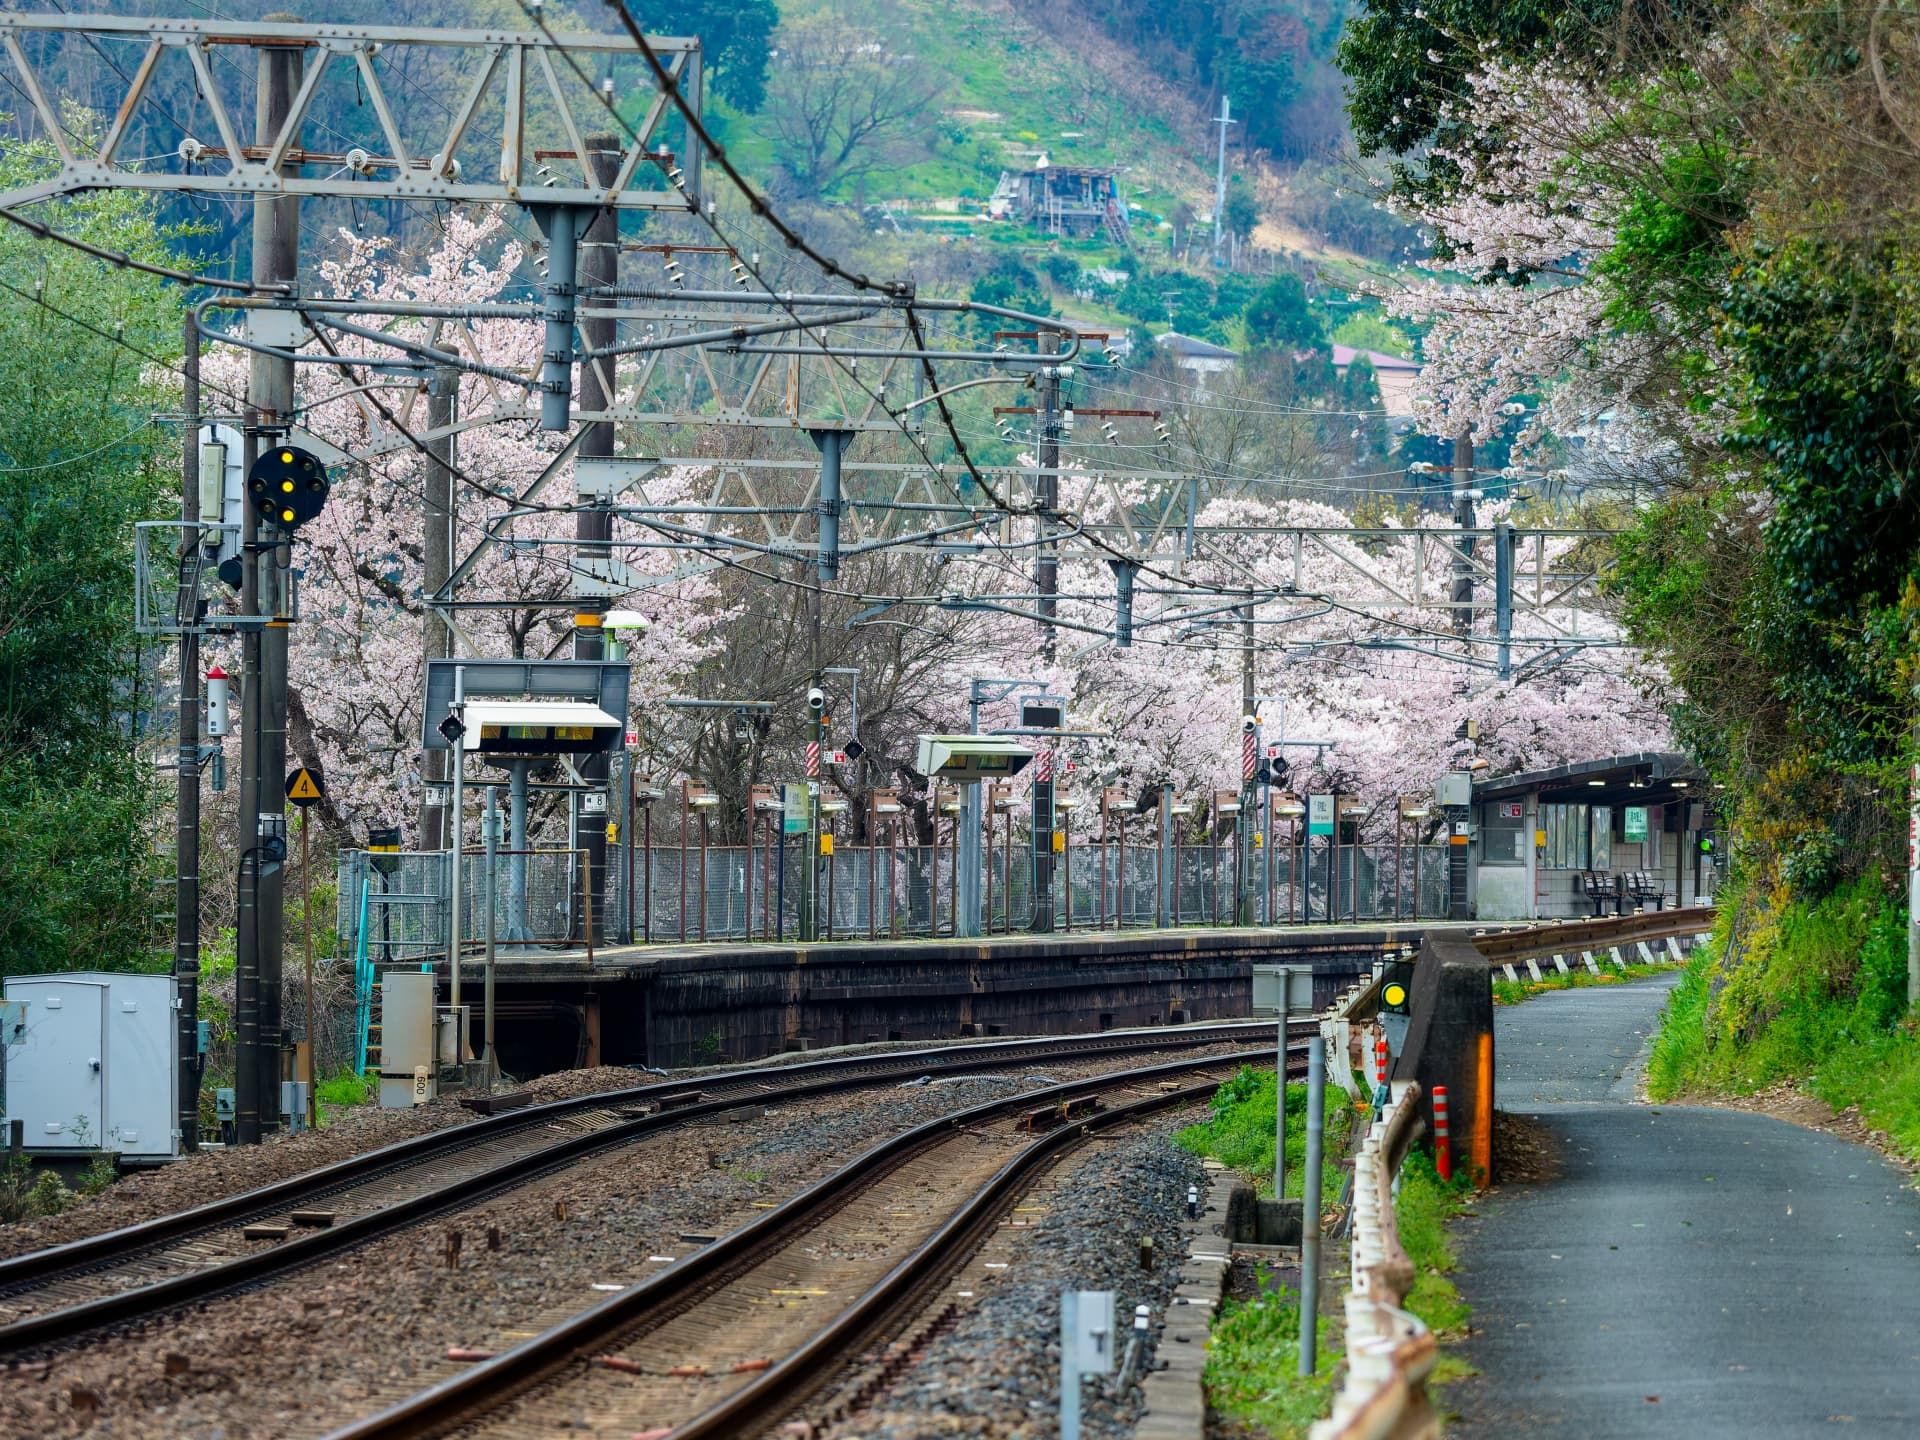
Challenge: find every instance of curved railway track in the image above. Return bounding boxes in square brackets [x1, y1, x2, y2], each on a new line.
[319, 1049, 1292, 1440]
[0, 1021, 1298, 1353]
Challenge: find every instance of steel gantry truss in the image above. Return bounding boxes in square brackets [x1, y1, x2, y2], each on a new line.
[0, 13, 704, 214]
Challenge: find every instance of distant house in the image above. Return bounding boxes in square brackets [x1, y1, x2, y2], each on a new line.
[989, 158, 1132, 247]
[1332, 343, 1421, 418]
[1155, 331, 1237, 385]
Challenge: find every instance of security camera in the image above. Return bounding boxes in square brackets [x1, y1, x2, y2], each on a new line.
[806, 687, 826, 713]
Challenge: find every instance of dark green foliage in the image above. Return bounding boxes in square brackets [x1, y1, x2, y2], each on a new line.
[1077, 0, 1349, 156]
[1223, 175, 1260, 240]
[0, 138, 180, 976]
[629, 0, 779, 112]
[1242, 272, 1325, 352]
[1112, 267, 1227, 342]
[1725, 243, 1920, 619]
[966, 253, 1050, 335]
[1339, 1, 1720, 204]
[1597, 144, 1746, 337]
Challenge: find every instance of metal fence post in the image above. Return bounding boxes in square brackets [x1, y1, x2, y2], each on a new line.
[1300, 1033, 1326, 1375]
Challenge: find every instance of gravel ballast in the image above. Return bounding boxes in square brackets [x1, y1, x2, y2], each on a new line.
[0, 1064, 654, 1261]
[825, 1115, 1213, 1440]
[0, 1052, 1250, 1439]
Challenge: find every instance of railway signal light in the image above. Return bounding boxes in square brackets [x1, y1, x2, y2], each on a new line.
[246, 445, 330, 530]
[1379, 959, 1416, 1015]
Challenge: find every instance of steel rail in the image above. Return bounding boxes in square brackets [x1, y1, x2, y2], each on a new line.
[0, 1022, 1290, 1353]
[674, 1077, 1247, 1439]
[319, 1050, 1287, 1439]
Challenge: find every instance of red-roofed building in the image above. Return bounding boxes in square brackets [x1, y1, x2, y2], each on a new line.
[1332, 343, 1421, 417]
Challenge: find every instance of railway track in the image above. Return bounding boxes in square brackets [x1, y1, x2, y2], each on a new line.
[319, 1048, 1290, 1440]
[0, 1021, 1297, 1353]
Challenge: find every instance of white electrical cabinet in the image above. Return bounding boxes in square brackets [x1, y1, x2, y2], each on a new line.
[2, 972, 179, 1159]
[377, 969, 438, 1109]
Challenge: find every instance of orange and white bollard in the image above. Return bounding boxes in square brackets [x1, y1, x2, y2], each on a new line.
[1433, 1084, 1452, 1182]
[1374, 1030, 1389, 1088]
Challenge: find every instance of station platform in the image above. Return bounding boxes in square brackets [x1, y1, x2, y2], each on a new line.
[424, 919, 1513, 1076]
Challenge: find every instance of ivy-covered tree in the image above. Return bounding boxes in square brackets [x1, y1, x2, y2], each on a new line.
[0, 136, 183, 975]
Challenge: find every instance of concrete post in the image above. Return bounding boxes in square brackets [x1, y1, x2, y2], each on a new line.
[1300, 1034, 1325, 1375]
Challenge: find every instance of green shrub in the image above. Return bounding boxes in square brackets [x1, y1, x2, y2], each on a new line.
[27, 1170, 70, 1217]
[1204, 1282, 1341, 1437]
[1175, 1065, 1342, 1200]
[1646, 876, 1920, 1162]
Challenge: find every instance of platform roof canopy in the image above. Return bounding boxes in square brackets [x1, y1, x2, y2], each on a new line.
[1473, 751, 1706, 810]
[916, 735, 1035, 783]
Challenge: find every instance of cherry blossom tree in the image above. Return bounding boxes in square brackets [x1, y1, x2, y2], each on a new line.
[200, 212, 727, 838]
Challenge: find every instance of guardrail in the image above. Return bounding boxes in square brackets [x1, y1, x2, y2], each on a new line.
[1310, 1080, 1437, 1440]
[1470, 905, 1714, 963]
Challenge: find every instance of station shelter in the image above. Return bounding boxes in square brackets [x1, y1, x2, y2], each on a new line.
[1468, 752, 1714, 920]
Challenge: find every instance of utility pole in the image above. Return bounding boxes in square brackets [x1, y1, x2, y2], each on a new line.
[420, 365, 457, 849]
[175, 312, 203, 1152]
[235, 22, 303, 1143]
[572, 133, 621, 944]
[1450, 430, 1475, 637]
[802, 428, 845, 945]
[1211, 95, 1235, 266]
[1238, 604, 1256, 925]
[1031, 333, 1061, 933]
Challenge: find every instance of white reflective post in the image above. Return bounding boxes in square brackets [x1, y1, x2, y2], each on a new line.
[1060, 1289, 1115, 1440]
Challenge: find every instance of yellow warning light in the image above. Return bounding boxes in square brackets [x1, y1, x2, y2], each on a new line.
[280, 450, 294, 463]
[281, 479, 295, 492]
[1383, 982, 1408, 1008]
[280, 507, 296, 523]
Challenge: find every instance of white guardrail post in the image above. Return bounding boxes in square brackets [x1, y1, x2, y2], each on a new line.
[1309, 1072, 1439, 1440]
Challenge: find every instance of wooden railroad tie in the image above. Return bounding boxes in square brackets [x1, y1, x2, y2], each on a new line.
[655, 1090, 710, 1112]
[1020, 1094, 1105, 1132]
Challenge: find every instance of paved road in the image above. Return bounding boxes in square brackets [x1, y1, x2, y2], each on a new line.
[1448, 974, 1920, 1436]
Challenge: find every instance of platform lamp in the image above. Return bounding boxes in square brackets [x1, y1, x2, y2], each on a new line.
[1337, 797, 1372, 922]
[988, 782, 1017, 934]
[679, 780, 719, 943]
[750, 783, 782, 942]
[869, 788, 905, 940]
[936, 786, 961, 936]
[1272, 793, 1306, 923]
[1396, 797, 1431, 921]
[1055, 793, 1081, 933]
[1213, 790, 1242, 927]
[821, 797, 848, 939]
[1164, 798, 1194, 927]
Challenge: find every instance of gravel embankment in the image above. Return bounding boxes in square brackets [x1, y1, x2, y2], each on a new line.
[0, 1064, 653, 1260]
[0, 1027, 1261, 1261]
[827, 1115, 1212, 1440]
[0, 1053, 1244, 1439]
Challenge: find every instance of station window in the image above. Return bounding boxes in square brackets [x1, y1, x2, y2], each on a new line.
[1481, 801, 1527, 866]
[1541, 803, 1590, 870]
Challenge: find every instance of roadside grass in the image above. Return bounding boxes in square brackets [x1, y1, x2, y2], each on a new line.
[1492, 961, 1672, 1006]
[1175, 1065, 1351, 1201]
[316, 1069, 373, 1125]
[1203, 1280, 1342, 1439]
[1645, 877, 1920, 1162]
[1186, 1069, 1472, 1436]
[1393, 1150, 1475, 1369]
